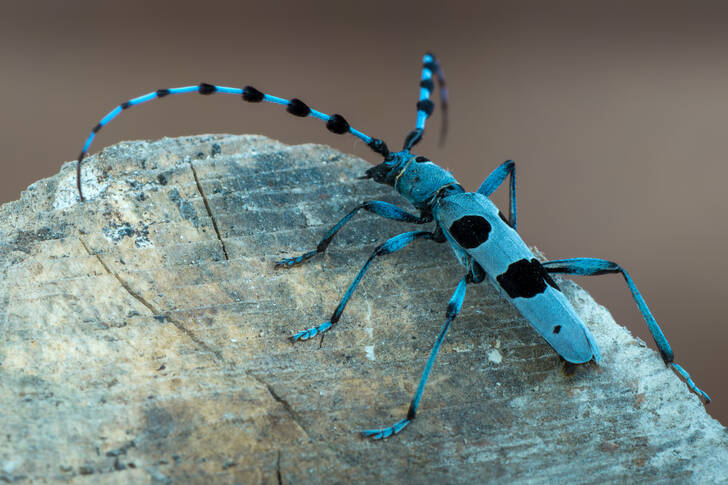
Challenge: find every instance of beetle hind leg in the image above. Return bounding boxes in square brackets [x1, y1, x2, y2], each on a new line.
[542, 257, 710, 402]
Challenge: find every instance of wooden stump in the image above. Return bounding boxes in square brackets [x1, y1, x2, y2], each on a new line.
[0, 134, 725, 484]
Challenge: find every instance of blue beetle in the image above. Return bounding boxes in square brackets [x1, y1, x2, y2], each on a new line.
[75, 53, 709, 440]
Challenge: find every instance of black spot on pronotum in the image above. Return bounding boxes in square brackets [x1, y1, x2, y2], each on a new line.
[156, 89, 170, 97]
[496, 258, 560, 299]
[326, 114, 350, 134]
[553, 325, 562, 334]
[419, 79, 434, 91]
[416, 99, 434, 116]
[198, 83, 216, 95]
[415, 156, 429, 163]
[287, 98, 311, 117]
[449, 215, 491, 249]
[242, 86, 264, 102]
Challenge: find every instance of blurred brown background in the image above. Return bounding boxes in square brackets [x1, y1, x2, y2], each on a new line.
[2, 1, 726, 424]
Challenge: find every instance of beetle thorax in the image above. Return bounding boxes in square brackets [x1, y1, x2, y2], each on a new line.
[393, 155, 460, 209]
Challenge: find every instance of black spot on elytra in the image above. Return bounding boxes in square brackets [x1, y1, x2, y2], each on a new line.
[553, 325, 562, 334]
[449, 215, 491, 249]
[496, 258, 560, 299]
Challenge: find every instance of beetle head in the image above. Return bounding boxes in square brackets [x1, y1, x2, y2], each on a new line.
[360, 150, 412, 186]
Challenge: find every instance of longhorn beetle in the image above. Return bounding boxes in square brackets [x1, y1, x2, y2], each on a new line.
[76, 53, 710, 440]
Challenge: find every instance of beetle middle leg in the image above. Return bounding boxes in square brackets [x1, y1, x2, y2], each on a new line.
[476, 159, 517, 229]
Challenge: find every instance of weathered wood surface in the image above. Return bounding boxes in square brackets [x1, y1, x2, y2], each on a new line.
[0, 134, 725, 484]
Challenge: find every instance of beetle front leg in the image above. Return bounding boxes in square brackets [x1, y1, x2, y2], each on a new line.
[290, 231, 434, 341]
[274, 201, 431, 269]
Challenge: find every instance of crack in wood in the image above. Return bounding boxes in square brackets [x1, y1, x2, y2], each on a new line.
[248, 373, 360, 470]
[190, 161, 229, 261]
[79, 238, 224, 361]
[251, 374, 311, 438]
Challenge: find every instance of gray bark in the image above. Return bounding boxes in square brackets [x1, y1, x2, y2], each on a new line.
[0, 134, 725, 484]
